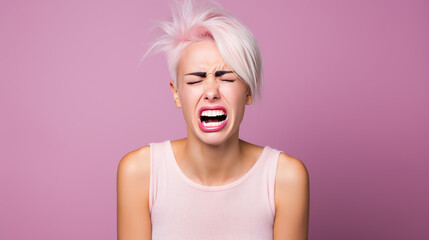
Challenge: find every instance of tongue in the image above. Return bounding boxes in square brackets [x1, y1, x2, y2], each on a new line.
[204, 119, 220, 123]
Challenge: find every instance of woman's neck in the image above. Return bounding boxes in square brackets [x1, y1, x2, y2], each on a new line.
[174, 135, 248, 186]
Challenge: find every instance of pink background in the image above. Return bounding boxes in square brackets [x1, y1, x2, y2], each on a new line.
[1, 0, 428, 239]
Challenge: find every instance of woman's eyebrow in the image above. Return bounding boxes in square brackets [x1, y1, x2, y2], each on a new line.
[184, 71, 233, 78]
[215, 70, 233, 77]
[184, 72, 206, 77]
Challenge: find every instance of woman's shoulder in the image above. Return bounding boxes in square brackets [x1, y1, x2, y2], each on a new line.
[276, 152, 308, 185]
[118, 145, 151, 180]
[242, 141, 307, 174]
[274, 151, 309, 207]
[273, 152, 309, 237]
[117, 146, 152, 238]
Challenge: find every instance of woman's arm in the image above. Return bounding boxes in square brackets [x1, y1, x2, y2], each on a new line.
[117, 146, 152, 240]
[273, 153, 310, 240]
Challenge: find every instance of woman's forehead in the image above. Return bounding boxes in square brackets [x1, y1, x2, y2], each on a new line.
[178, 41, 231, 72]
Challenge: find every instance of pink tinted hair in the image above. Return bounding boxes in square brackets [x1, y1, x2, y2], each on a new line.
[145, 0, 263, 99]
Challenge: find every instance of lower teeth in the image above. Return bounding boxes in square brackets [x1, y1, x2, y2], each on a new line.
[202, 120, 224, 127]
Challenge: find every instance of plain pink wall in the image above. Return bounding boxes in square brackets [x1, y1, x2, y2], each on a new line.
[1, 0, 428, 239]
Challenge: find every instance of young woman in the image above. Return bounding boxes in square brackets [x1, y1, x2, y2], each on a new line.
[117, 1, 309, 239]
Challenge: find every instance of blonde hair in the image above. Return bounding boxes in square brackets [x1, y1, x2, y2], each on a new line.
[145, 0, 263, 99]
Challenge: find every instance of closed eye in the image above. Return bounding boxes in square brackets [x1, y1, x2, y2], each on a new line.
[221, 79, 235, 82]
[187, 80, 203, 85]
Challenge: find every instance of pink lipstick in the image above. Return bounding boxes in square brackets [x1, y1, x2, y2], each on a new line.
[198, 106, 228, 132]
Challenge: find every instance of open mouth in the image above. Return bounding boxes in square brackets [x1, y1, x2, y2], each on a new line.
[200, 109, 227, 127]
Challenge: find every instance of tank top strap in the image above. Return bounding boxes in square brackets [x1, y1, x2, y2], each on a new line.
[148, 140, 170, 212]
[262, 146, 282, 217]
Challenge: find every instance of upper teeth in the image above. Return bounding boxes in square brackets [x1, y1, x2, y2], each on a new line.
[201, 110, 225, 117]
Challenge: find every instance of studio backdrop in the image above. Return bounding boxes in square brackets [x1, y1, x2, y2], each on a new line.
[0, 0, 428, 239]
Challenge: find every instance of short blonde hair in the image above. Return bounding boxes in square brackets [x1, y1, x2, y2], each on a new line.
[145, 0, 263, 99]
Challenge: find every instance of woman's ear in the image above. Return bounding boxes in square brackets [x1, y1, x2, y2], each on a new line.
[170, 81, 182, 108]
[246, 88, 253, 105]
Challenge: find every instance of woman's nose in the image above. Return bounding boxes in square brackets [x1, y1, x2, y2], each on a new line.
[203, 75, 220, 102]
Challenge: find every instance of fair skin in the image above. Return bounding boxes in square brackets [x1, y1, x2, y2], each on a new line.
[117, 40, 309, 240]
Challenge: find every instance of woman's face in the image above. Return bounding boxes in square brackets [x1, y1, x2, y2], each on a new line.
[171, 40, 252, 146]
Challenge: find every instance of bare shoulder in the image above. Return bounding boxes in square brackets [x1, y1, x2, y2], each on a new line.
[273, 152, 309, 239]
[117, 145, 151, 202]
[118, 145, 151, 177]
[276, 152, 309, 187]
[117, 145, 152, 239]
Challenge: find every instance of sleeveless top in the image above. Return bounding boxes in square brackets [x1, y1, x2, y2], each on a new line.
[149, 140, 281, 240]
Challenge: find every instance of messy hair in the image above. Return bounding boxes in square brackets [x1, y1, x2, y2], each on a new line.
[145, 0, 263, 99]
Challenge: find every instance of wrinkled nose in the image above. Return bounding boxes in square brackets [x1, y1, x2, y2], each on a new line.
[203, 75, 220, 102]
